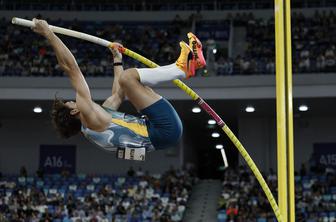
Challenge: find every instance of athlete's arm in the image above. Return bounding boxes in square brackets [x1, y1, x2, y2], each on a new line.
[32, 19, 94, 116]
[102, 44, 125, 110]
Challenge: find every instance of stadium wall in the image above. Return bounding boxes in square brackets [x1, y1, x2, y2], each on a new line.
[238, 116, 336, 172]
[1, 74, 336, 100]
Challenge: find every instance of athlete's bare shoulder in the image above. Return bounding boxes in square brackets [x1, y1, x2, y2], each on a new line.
[80, 101, 112, 132]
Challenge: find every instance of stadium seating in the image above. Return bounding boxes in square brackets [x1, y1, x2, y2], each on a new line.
[2, 11, 335, 77]
[209, 11, 336, 75]
[217, 167, 336, 221]
[0, 168, 194, 221]
[0, 18, 181, 77]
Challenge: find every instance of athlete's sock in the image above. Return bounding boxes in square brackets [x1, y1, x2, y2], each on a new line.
[136, 63, 186, 86]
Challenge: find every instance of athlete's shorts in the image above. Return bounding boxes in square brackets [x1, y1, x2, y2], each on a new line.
[141, 98, 183, 149]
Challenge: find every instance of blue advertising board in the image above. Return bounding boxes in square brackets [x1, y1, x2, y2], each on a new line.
[313, 143, 336, 169]
[39, 145, 76, 174]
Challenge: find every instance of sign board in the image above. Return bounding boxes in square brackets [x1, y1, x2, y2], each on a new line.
[39, 145, 76, 174]
[313, 143, 336, 169]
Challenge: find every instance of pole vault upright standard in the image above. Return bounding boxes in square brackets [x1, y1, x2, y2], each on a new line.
[274, 0, 295, 222]
[274, 0, 295, 221]
[12, 17, 284, 221]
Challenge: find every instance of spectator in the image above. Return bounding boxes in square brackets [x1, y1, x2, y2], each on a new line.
[127, 166, 135, 177]
[36, 168, 44, 179]
[61, 167, 70, 178]
[316, 53, 326, 72]
[19, 166, 27, 177]
[136, 167, 144, 177]
[299, 47, 310, 73]
[265, 58, 275, 74]
[325, 45, 336, 72]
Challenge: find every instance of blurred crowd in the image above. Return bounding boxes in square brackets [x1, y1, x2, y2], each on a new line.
[0, 167, 196, 222]
[0, 17, 181, 77]
[1, 11, 336, 77]
[217, 164, 336, 222]
[0, 0, 277, 11]
[215, 11, 336, 75]
[0, 0, 335, 11]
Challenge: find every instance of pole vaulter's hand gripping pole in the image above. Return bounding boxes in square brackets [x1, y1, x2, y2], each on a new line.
[12, 17, 282, 221]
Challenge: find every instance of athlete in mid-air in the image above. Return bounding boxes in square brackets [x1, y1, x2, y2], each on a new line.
[32, 18, 206, 161]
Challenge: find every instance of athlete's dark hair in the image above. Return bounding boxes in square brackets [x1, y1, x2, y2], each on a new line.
[51, 96, 81, 138]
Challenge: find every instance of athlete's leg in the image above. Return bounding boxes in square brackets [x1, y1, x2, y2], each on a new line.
[136, 41, 197, 86]
[118, 41, 200, 110]
[117, 33, 206, 105]
[119, 68, 161, 110]
[135, 63, 185, 86]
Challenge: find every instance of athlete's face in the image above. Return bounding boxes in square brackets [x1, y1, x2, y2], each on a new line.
[64, 101, 77, 109]
[64, 101, 79, 116]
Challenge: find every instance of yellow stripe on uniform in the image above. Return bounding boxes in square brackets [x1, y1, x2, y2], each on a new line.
[111, 118, 149, 137]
